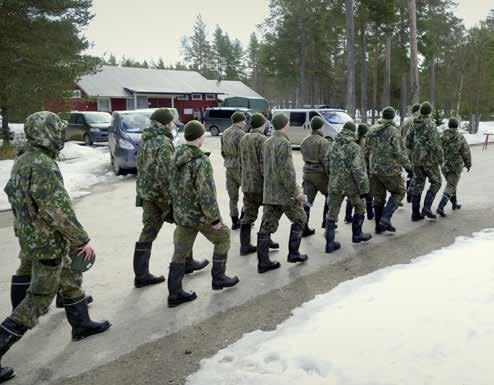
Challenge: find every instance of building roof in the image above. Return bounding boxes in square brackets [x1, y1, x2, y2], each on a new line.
[77, 65, 222, 98]
[206, 80, 264, 100]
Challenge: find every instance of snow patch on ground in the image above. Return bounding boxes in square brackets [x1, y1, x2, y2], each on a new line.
[187, 229, 494, 385]
[0, 142, 122, 211]
[464, 122, 494, 145]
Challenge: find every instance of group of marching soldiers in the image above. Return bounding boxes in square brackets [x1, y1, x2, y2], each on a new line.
[0, 101, 471, 383]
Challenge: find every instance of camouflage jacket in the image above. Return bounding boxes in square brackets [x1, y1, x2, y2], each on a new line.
[239, 131, 266, 194]
[4, 112, 89, 260]
[441, 127, 472, 174]
[136, 120, 175, 203]
[366, 119, 411, 176]
[401, 117, 414, 140]
[262, 131, 300, 205]
[300, 131, 331, 174]
[406, 116, 444, 167]
[170, 144, 222, 227]
[326, 125, 369, 196]
[221, 124, 245, 170]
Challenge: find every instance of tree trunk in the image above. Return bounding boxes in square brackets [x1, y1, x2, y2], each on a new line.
[1, 106, 10, 144]
[408, 0, 420, 104]
[400, 72, 407, 125]
[372, 43, 379, 123]
[297, 18, 306, 107]
[456, 72, 464, 116]
[383, 35, 392, 106]
[474, 92, 481, 134]
[429, 58, 436, 106]
[345, 0, 356, 118]
[360, 23, 368, 123]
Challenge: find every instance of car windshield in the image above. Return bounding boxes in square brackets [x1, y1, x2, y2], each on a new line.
[121, 111, 153, 133]
[84, 112, 111, 124]
[319, 111, 352, 125]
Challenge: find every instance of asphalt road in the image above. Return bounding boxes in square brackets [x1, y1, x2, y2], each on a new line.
[0, 137, 493, 385]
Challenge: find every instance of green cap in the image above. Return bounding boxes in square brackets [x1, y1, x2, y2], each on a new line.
[382, 106, 395, 120]
[420, 102, 433, 116]
[449, 117, 459, 128]
[70, 249, 96, 273]
[272, 113, 289, 130]
[310, 116, 324, 131]
[411, 103, 420, 114]
[151, 108, 175, 126]
[343, 121, 357, 133]
[358, 123, 369, 137]
[231, 111, 246, 124]
[250, 113, 266, 129]
[184, 120, 205, 141]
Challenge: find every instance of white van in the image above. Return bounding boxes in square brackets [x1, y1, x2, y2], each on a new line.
[272, 108, 352, 145]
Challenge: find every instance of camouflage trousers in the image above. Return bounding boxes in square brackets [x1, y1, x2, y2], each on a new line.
[225, 168, 242, 217]
[10, 250, 84, 329]
[412, 164, 442, 195]
[443, 172, 461, 197]
[327, 193, 365, 222]
[370, 174, 406, 206]
[303, 171, 329, 204]
[241, 192, 264, 225]
[259, 202, 307, 234]
[138, 199, 173, 242]
[173, 223, 230, 263]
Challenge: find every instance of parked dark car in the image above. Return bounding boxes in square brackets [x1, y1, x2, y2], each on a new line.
[65, 111, 112, 145]
[204, 107, 252, 136]
[109, 108, 180, 175]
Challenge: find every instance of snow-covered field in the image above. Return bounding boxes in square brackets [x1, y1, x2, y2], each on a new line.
[0, 141, 121, 211]
[188, 229, 494, 385]
[463, 122, 494, 145]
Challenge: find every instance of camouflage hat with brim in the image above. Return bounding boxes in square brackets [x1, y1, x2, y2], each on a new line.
[382, 106, 395, 120]
[411, 103, 420, 114]
[70, 249, 96, 273]
[151, 108, 175, 126]
[420, 102, 433, 116]
[250, 113, 266, 129]
[310, 116, 324, 131]
[343, 121, 357, 133]
[272, 113, 289, 130]
[231, 111, 246, 124]
[24, 111, 67, 153]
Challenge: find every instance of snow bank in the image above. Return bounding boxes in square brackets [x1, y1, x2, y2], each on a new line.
[188, 229, 494, 385]
[464, 122, 494, 145]
[0, 142, 120, 211]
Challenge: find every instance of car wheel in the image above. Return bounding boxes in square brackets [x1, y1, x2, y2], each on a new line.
[209, 126, 220, 136]
[84, 134, 93, 146]
[111, 154, 126, 176]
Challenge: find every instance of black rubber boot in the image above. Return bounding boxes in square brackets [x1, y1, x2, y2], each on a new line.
[436, 193, 450, 218]
[231, 216, 240, 230]
[64, 297, 111, 341]
[211, 255, 239, 290]
[10, 276, 30, 311]
[287, 224, 309, 263]
[133, 242, 165, 288]
[366, 197, 374, 220]
[269, 237, 280, 249]
[325, 219, 341, 253]
[411, 194, 425, 221]
[257, 233, 281, 273]
[167, 263, 197, 307]
[352, 214, 372, 243]
[0, 318, 27, 384]
[406, 172, 413, 203]
[421, 190, 437, 219]
[373, 205, 385, 234]
[344, 200, 353, 223]
[240, 223, 257, 255]
[56, 291, 94, 309]
[321, 201, 329, 228]
[302, 206, 315, 237]
[451, 195, 462, 210]
[184, 258, 209, 275]
[380, 198, 398, 232]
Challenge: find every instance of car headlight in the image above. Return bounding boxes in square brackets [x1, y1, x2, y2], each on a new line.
[90, 127, 100, 132]
[118, 138, 135, 150]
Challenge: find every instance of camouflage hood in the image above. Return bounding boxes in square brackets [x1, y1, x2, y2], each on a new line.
[335, 125, 357, 145]
[373, 118, 396, 132]
[412, 115, 431, 132]
[174, 144, 207, 169]
[24, 111, 67, 157]
[442, 126, 460, 143]
[142, 120, 173, 141]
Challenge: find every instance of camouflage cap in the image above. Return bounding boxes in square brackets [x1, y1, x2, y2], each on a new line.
[272, 113, 289, 130]
[343, 121, 357, 133]
[310, 116, 324, 131]
[382, 106, 395, 120]
[358, 123, 369, 137]
[231, 111, 246, 124]
[420, 102, 433, 116]
[448, 117, 459, 128]
[250, 113, 266, 129]
[24, 111, 67, 154]
[151, 108, 174, 126]
[411, 103, 420, 114]
[184, 120, 205, 141]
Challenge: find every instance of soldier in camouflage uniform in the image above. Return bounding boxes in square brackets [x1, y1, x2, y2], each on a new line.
[344, 123, 374, 223]
[300, 116, 331, 237]
[258, 113, 308, 273]
[325, 121, 372, 253]
[366, 107, 411, 234]
[401, 103, 421, 202]
[167, 121, 239, 307]
[1, 112, 110, 384]
[221, 112, 247, 230]
[133, 109, 208, 289]
[238, 113, 279, 255]
[406, 102, 444, 221]
[436, 118, 472, 217]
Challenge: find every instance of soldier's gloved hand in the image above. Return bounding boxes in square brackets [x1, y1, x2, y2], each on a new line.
[78, 242, 95, 262]
[360, 193, 369, 200]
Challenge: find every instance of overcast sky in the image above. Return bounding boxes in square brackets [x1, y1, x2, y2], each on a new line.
[84, 0, 493, 65]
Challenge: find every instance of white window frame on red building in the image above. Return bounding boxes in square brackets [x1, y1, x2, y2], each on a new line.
[205, 94, 215, 101]
[192, 94, 202, 101]
[97, 97, 111, 112]
[177, 94, 188, 100]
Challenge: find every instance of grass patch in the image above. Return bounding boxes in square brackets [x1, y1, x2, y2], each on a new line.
[0, 143, 17, 160]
